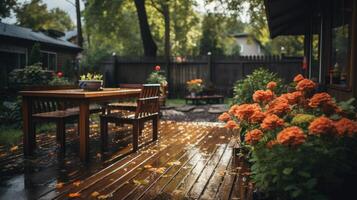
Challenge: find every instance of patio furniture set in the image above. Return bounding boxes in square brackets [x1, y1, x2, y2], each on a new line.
[20, 84, 160, 162]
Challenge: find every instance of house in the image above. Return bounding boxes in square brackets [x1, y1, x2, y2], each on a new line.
[264, 0, 357, 101]
[61, 29, 78, 45]
[0, 22, 82, 88]
[232, 33, 266, 56]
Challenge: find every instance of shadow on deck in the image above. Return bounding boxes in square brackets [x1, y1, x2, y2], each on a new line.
[0, 121, 252, 200]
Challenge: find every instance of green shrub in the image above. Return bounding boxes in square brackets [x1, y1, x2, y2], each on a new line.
[8, 63, 53, 89]
[232, 68, 284, 105]
[49, 76, 72, 86]
[0, 98, 22, 128]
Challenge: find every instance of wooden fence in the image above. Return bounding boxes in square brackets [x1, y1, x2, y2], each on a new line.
[100, 55, 303, 98]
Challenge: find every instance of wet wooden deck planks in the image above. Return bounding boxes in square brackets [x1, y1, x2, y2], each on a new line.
[36, 121, 252, 200]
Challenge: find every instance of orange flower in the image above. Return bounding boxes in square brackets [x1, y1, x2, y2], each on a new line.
[225, 120, 239, 129]
[230, 103, 265, 123]
[266, 140, 278, 148]
[267, 81, 277, 90]
[266, 98, 290, 116]
[253, 90, 274, 103]
[308, 116, 337, 135]
[277, 126, 306, 146]
[261, 114, 285, 130]
[245, 129, 264, 145]
[296, 79, 316, 92]
[218, 112, 231, 122]
[293, 74, 304, 83]
[309, 93, 333, 108]
[279, 91, 303, 105]
[334, 118, 357, 137]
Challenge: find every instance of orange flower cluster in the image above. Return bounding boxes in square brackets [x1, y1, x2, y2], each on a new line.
[267, 81, 277, 90]
[334, 118, 357, 137]
[266, 98, 290, 116]
[245, 129, 264, 145]
[296, 79, 316, 92]
[261, 114, 285, 130]
[186, 79, 203, 85]
[225, 120, 239, 129]
[277, 126, 306, 146]
[253, 90, 274, 103]
[293, 74, 304, 83]
[309, 92, 333, 108]
[218, 112, 231, 122]
[308, 116, 337, 135]
[230, 103, 265, 123]
[279, 91, 303, 105]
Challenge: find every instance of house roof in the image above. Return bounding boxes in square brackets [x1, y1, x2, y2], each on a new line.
[0, 22, 82, 51]
[232, 33, 265, 48]
[61, 29, 77, 41]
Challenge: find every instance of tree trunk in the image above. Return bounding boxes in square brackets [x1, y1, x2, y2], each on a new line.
[134, 0, 157, 57]
[75, 0, 83, 47]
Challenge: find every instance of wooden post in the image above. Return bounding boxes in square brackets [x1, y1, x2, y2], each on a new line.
[23, 96, 35, 157]
[351, 0, 357, 101]
[79, 101, 90, 162]
[319, 0, 332, 84]
[208, 52, 214, 84]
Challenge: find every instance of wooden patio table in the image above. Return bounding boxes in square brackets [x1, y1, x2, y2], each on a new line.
[19, 88, 141, 162]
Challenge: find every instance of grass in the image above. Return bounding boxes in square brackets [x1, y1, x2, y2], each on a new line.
[166, 98, 186, 106]
[0, 126, 22, 147]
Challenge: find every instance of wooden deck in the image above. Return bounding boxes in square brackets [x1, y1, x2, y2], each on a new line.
[0, 121, 252, 200]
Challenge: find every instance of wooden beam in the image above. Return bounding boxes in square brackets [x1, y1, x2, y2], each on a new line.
[351, 0, 357, 100]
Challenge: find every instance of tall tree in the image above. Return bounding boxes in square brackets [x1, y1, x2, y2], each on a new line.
[0, 0, 16, 19]
[15, 0, 74, 32]
[199, 13, 224, 56]
[134, 0, 157, 57]
[75, 0, 83, 47]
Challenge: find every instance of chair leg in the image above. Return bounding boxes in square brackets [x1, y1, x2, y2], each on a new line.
[132, 121, 139, 152]
[153, 116, 159, 141]
[100, 117, 108, 152]
[56, 119, 66, 155]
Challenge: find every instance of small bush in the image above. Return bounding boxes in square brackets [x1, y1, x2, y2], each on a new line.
[0, 98, 22, 128]
[8, 63, 53, 89]
[232, 68, 284, 105]
[49, 76, 72, 86]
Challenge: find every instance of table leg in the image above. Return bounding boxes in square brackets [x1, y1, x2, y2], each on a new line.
[23, 97, 35, 157]
[79, 101, 90, 162]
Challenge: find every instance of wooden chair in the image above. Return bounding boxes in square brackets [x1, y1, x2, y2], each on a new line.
[106, 84, 143, 112]
[100, 84, 160, 152]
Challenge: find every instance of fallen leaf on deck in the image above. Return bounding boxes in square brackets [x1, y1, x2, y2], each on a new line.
[91, 191, 100, 197]
[149, 167, 166, 174]
[97, 194, 112, 199]
[144, 164, 152, 169]
[73, 181, 81, 187]
[168, 161, 181, 166]
[10, 146, 18, 152]
[55, 182, 64, 189]
[133, 179, 149, 186]
[219, 136, 225, 139]
[68, 192, 81, 198]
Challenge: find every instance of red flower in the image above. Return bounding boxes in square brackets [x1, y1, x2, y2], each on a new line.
[57, 71, 63, 78]
[155, 65, 161, 71]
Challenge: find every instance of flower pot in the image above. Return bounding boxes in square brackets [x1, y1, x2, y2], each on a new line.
[191, 92, 196, 97]
[79, 80, 103, 91]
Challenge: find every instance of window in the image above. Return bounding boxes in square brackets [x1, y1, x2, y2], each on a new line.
[41, 51, 57, 71]
[328, 0, 352, 87]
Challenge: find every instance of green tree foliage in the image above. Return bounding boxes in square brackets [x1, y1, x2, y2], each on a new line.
[0, 0, 16, 19]
[15, 0, 74, 32]
[28, 43, 41, 65]
[199, 13, 224, 56]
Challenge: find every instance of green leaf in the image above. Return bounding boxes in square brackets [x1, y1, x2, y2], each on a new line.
[283, 167, 293, 175]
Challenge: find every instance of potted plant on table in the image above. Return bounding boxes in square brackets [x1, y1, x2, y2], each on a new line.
[79, 73, 103, 91]
[186, 79, 204, 97]
[147, 65, 168, 106]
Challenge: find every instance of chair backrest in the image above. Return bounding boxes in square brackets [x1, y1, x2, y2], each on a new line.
[135, 84, 160, 118]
